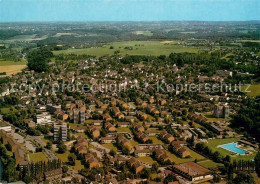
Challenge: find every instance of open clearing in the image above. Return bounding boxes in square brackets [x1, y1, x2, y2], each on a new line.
[53, 41, 199, 57]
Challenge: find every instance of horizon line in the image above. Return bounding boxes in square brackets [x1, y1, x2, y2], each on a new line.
[0, 20, 260, 23]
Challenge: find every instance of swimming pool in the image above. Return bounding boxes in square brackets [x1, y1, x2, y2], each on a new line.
[219, 143, 247, 155]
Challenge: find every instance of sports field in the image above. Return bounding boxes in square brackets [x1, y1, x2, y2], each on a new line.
[53, 41, 199, 57]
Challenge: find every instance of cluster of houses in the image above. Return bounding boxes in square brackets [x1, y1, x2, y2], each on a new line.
[0, 54, 252, 184]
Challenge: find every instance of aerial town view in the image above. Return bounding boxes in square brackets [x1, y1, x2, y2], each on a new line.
[0, 0, 259, 184]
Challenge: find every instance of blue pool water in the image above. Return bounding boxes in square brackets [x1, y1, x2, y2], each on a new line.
[219, 143, 247, 155]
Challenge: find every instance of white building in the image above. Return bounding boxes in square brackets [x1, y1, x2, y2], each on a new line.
[34, 112, 52, 125]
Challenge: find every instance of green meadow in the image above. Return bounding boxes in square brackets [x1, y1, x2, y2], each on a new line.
[53, 41, 199, 57]
[241, 84, 260, 97]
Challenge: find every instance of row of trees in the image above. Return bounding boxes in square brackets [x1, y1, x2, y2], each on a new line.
[0, 142, 18, 182]
[17, 159, 62, 182]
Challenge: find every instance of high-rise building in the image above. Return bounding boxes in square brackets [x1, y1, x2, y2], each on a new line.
[54, 121, 67, 141]
[79, 110, 85, 124]
[73, 108, 85, 124]
[73, 109, 79, 124]
[213, 104, 229, 119]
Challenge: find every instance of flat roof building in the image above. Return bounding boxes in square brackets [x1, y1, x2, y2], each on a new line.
[172, 162, 213, 182]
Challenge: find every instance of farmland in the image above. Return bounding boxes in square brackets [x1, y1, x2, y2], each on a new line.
[0, 60, 27, 75]
[53, 41, 199, 57]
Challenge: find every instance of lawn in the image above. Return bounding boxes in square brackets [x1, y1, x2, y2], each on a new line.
[28, 152, 48, 162]
[102, 143, 118, 152]
[55, 150, 70, 163]
[69, 123, 83, 129]
[71, 160, 84, 171]
[241, 84, 260, 97]
[207, 138, 240, 155]
[204, 113, 232, 122]
[130, 140, 139, 147]
[137, 156, 156, 165]
[198, 160, 223, 169]
[53, 41, 199, 57]
[207, 138, 256, 161]
[166, 148, 205, 164]
[116, 127, 131, 133]
[150, 136, 164, 144]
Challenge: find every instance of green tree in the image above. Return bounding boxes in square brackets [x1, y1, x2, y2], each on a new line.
[57, 141, 66, 153]
[27, 48, 53, 72]
[255, 151, 260, 176]
[68, 153, 76, 166]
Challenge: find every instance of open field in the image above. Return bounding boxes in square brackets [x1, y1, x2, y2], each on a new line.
[2, 34, 48, 42]
[133, 31, 153, 36]
[241, 84, 260, 97]
[28, 152, 48, 162]
[0, 65, 26, 75]
[53, 33, 81, 37]
[240, 40, 260, 43]
[0, 60, 27, 66]
[0, 60, 27, 75]
[166, 148, 205, 164]
[53, 41, 199, 57]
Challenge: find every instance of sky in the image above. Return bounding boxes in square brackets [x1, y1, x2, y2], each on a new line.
[0, 0, 259, 22]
